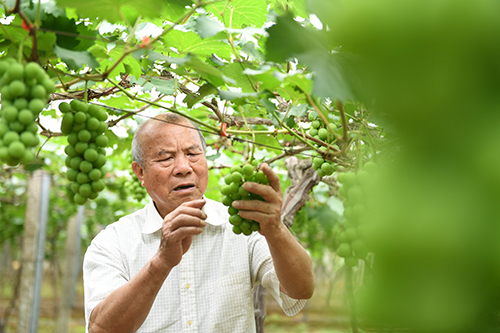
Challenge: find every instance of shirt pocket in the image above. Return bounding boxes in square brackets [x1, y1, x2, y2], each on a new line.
[207, 270, 256, 332]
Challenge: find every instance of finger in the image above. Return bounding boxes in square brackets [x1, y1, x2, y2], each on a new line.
[241, 182, 281, 204]
[173, 226, 204, 239]
[166, 200, 207, 220]
[180, 198, 207, 210]
[237, 208, 275, 224]
[232, 198, 275, 213]
[260, 163, 281, 193]
[167, 215, 207, 231]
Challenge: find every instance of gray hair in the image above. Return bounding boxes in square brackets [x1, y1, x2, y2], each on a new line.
[132, 113, 206, 168]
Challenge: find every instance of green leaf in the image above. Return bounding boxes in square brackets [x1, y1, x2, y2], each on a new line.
[0, 16, 28, 45]
[163, 30, 232, 60]
[284, 73, 313, 95]
[42, 108, 58, 118]
[42, 15, 96, 51]
[56, 0, 170, 23]
[289, 104, 308, 118]
[265, 12, 327, 63]
[240, 41, 264, 62]
[129, 76, 176, 95]
[207, 0, 268, 29]
[219, 90, 259, 104]
[254, 133, 282, 150]
[306, 0, 337, 31]
[260, 97, 281, 127]
[194, 15, 226, 39]
[206, 151, 221, 161]
[184, 83, 217, 108]
[163, 0, 194, 22]
[122, 54, 142, 80]
[222, 63, 257, 92]
[298, 49, 360, 102]
[36, 31, 57, 60]
[150, 77, 176, 95]
[185, 56, 226, 87]
[271, 0, 309, 18]
[53, 45, 99, 70]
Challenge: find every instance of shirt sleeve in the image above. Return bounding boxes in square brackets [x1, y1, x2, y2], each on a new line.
[248, 234, 309, 317]
[83, 225, 129, 332]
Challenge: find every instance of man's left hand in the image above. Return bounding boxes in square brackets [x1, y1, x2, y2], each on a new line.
[231, 163, 286, 239]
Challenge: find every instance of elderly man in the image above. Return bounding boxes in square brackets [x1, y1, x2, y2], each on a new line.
[83, 113, 314, 332]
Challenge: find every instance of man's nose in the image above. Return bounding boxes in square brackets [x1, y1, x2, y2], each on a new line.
[173, 154, 193, 175]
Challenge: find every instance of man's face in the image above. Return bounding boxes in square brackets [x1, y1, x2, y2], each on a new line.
[132, 120, 208, 217]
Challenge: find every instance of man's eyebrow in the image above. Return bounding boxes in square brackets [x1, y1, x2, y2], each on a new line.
[156, 149, 174, 156]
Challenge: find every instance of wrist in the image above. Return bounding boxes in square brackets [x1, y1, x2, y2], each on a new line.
[149, 253, 173, 280]
[264, 222, 289, 245]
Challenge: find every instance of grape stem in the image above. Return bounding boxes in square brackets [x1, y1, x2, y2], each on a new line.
[336, 100, 351, 151]
[304, 92, 342, 143]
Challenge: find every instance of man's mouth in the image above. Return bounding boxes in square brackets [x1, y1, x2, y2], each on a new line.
[174, 184, 195, 191]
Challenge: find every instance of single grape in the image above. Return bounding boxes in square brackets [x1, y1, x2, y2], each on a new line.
[8, 141, 25, 159]
[337, 243, 352, 258]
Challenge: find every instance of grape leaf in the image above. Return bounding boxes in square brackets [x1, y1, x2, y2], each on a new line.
[42, 15, 96, 51]
[55, 0, 168, 22]
[219, 90, 260, 104]
[206, 0, 268, 29]
[289, 104, 308, 118]
[298, 49, 360, 102]
[271, 0, 309, 18]
[122, 55, 142, 80]
[194, 15, 225, 39]
[306, 0, 337, 30]
[222, 63, 257, 92]
[53, 45, 99, 70]
[184, 83, 217, 108]
[163, 30, 232, 60]
[163, 0, 194, 22]
[150, 77, 176, 95]
[174, 56, 225, 87]
[284, 73, 312, 95]
[265, 12, 326, 62]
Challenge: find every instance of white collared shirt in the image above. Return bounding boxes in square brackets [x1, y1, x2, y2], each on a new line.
[83, 198, 307, 333]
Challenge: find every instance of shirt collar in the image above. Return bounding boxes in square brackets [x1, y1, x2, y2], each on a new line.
[141, 198, 228, 234]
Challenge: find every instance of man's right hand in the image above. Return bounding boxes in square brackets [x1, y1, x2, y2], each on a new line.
[156, 199, 207, 270]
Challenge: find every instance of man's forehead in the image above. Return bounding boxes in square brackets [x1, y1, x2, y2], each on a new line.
[155, 144, 203, 155]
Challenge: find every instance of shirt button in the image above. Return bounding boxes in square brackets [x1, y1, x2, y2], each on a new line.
[186, 283, 190, 289]
[187, 320, 192, 326]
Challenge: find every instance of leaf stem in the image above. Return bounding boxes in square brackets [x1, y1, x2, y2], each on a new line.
[337, 100, 350, 146]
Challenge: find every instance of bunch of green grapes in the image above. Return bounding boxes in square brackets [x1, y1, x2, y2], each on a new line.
[221, 160, 269, 236]
[126, 178, 148, 202]
[124, 156, 148, 202]
[307, 112, 340, 177]
[0, 59, 54, 166]
[336, 161, 378, 267]
[60, 100, 109, 205]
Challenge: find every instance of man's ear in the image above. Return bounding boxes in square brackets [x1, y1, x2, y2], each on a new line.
[132, 161, 145, 186]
